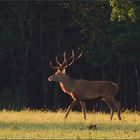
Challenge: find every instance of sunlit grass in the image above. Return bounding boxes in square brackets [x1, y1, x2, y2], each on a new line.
[0, 110, 139, 139]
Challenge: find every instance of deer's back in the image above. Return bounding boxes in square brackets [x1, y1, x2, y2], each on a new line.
[72, 79, 118, 100]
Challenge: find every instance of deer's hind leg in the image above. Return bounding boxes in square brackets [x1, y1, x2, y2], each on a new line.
[103, 98, 116, 120]
[80, 101, 86, 120]
[112, 98, 122, 120]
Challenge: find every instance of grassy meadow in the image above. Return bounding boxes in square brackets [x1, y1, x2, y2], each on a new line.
[0, 110, 139, 139]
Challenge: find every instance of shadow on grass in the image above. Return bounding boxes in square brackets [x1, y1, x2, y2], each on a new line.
[0, 121, 139, 132]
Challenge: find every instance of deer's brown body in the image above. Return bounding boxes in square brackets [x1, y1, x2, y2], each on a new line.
[60, 77, 118, 100]
[48, 50, 122, 120]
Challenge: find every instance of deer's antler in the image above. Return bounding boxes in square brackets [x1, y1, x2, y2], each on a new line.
[56, 57, 62, 67]
[50, 50, 83, 70]
[63, 50, 75, 69]
[50, 62, 60, 69]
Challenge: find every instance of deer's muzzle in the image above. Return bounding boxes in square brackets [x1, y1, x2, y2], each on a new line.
[48, 75, 56, 82]
[48, 76, 53, 81]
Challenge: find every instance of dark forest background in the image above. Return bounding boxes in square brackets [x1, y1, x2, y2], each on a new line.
[0, 0, 140, 112]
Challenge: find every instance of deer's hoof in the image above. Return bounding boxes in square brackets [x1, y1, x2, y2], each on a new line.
[118, 117, 122, 120]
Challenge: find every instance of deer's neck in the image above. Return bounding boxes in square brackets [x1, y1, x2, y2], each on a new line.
[59, 75, 75, 94]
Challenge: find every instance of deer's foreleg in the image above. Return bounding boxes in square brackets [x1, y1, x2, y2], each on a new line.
[80, 101, 86, 120]
[64, 99, 78, 119]
[104, 99, 116, 120]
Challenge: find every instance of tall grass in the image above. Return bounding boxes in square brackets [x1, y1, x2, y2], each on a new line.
[0, 110, 139, 139]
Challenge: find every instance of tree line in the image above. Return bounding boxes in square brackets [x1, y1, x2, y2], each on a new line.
[0, 0, 140, 111]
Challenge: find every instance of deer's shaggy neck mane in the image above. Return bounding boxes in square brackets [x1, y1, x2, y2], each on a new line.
[59, 74, 75, 94]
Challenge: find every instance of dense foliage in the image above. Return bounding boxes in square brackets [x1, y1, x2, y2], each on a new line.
[0, 1, 140, 111]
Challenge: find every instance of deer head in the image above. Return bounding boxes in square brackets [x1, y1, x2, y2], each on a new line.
[48, 50, 82, 82]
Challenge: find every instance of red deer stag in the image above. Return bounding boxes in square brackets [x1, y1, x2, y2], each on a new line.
[48, 50, 122, 120]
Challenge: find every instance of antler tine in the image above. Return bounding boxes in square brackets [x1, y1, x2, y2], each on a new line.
[60, 51, 67, 67]
[56, 57, 62, 67]
[75, 51, 83, 60]
[63, 51, 67, 63]
[67, 49, 75, 61]
[50, 62, 59, 69]
[63, 49, 75, 69]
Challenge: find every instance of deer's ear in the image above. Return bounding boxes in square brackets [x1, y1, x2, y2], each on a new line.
[62, 69, 66, 73]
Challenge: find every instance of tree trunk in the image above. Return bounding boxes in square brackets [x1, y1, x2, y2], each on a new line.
[39, 13, 49, 109]
[53, 4, 61, 110]
[134, 64, 140, 110]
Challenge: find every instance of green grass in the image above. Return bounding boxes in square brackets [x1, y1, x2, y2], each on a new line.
[0, 110, 139, 139]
